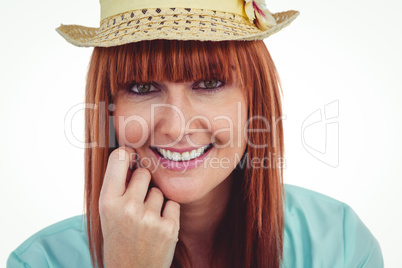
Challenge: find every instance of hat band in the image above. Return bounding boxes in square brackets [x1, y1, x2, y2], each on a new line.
[100, 0, 247, 21]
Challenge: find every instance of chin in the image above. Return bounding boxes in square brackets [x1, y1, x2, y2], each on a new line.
[150, 172, 210, 204]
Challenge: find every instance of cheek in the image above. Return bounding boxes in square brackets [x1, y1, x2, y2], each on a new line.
[113, 109, 151, 147]
[210, 102, 248, 149]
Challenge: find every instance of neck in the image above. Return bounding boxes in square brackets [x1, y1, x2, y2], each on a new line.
[178, 174, 233, 255]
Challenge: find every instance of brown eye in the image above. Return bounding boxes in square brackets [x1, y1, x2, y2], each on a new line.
[128, 82, 156, 95]
[196, 79, 224, 90]
[136, 83, 151, 93]
[204, 80, 218, 89]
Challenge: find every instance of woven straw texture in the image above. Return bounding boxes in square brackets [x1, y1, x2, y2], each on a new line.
[57, 7, 299, 47]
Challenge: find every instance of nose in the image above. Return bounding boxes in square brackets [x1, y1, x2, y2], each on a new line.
[152, 87, 195, 146]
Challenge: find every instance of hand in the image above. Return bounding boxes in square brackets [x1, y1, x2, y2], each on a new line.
[99, 147, 180, 268]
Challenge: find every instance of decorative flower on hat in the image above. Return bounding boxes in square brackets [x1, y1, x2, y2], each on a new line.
[244, 0, 277, 31]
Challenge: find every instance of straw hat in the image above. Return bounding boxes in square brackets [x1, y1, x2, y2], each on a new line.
[56, 0, 299, 47]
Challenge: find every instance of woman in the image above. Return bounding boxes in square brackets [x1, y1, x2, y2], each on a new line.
[87, 40, 283, 268]
[7, 0, 383, 267]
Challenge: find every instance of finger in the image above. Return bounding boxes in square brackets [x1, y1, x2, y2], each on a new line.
[162, 200, 180, 228]
[144, 187, 164, 214]
[124, 147, 139, 187]
[125, 168, 152, 202]
[101, 146, 136, 198]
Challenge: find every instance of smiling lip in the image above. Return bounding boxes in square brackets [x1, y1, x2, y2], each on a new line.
[150, 143, 214, 171]
[150, 145, 207, 153]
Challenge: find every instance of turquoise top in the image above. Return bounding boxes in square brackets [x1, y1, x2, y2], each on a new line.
[7, 185, 383, 267]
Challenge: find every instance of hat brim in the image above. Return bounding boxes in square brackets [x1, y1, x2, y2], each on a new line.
[56, 8, 299, 47]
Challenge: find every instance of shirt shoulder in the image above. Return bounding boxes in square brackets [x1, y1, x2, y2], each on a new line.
[7, 215, 92, 268]
[282, 184, 383, 268]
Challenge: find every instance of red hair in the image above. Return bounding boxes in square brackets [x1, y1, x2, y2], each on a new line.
[84, 40, 285, 267]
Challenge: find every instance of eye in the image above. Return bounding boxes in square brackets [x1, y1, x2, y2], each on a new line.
[194, 79, 225, 90]
[128, 82, 156, 95]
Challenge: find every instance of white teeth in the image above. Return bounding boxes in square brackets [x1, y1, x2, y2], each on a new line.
[172, 152, 181, 161]
[155, 144, 211, 161]
[182, 152, 190, 161]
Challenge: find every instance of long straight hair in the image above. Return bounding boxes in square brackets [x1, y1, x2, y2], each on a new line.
[84, 40, 285, 268]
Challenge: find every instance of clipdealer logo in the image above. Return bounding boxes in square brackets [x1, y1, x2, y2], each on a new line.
[301, 100, 339, 168]
[64, 100, 339, 168]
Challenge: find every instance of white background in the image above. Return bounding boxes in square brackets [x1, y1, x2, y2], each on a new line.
[1, 0, 401, 266]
